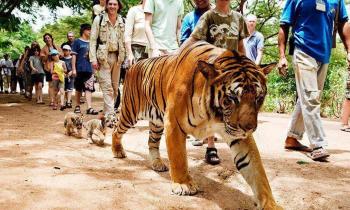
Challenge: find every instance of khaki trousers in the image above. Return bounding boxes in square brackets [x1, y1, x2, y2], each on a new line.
[98, 52, 121, 115]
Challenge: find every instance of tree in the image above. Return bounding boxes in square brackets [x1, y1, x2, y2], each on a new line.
[0, 0, 91, 31]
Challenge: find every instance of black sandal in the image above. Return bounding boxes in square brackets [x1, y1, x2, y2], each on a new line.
[86, 108, 98, 115]
[205, 147, 221, 165]
[74, 105, 81, 113]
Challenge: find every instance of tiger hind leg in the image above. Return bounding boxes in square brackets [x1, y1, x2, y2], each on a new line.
[148, 121, 168, 172]
[112, 111, 136, 158]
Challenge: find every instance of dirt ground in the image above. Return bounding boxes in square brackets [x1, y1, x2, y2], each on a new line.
[0, 91, 350, 210]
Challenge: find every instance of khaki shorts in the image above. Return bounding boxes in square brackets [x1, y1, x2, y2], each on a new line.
[52, 79, 64, 90]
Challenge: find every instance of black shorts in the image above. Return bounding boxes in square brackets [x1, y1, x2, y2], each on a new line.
[65, 77, 74, 91]
[45, 71, 52, 82]
[74, 72, 95, 92]
[31, 74, 44, 84]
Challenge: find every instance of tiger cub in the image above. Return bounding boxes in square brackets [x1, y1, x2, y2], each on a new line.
[84, 116, 107, 146]
[64, 112, 84, 138]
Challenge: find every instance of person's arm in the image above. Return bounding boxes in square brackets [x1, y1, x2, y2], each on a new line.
[90, 16, 100, 70]
[238, 40, 246, 55]
[277, 24, 290, 76]
[145, 12, 160, 57]
[176, 15, 182, 46]
[72, 54, 77, 77]
[339, 22, 350, 65]
[125, 8, 136, 65]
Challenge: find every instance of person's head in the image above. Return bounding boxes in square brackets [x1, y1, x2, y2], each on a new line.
[67, 32, 75, 43]
[50, 49, 60, 61]
[31, 41, 40, 49]
[105, 0, 123, 14]
[4, 54, 9, 60]
[246, 14, 257, 33]
[32, 46, 41, 56]
[43, 33, 54, 45]
[62, 45, 72, 57]
[194, 0, 210, 10]
[100, 0, 106, 6]
[216, 0, 231, 7]
[24, 46, 30, 53]
[80, 23, 91, 38]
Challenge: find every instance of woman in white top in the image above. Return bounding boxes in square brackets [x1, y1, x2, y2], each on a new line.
[124, 0, 148, 66]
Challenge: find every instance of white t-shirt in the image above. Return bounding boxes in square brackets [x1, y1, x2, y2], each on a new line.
[125, 5, 148, 46]
[144, 0, 184, 51]
[0, 58, 13, 75]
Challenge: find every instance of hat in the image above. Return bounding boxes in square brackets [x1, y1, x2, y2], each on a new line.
[50, 49, 59, 55]
[62, 45, 71, 51]
[246, 14, 257, 22]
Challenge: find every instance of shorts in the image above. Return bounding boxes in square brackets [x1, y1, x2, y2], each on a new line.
[52, 79, 64, 90]
[65, 77, 75, 91]
[31, 73, 44, 84]
[45, 71, 52, 82]
[74, 72, 95, 92]
[346, 71, 350, 100]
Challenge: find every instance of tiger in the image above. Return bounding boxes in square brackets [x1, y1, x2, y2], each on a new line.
[84, 116, 107, 146]
[64, 112, 84, 138]
[111, 41, 281, 210]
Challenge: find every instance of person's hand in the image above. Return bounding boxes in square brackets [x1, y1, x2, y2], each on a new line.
[92, 61, 99, 71]
[68, 71, 72, 77]
[150, 49, 161, 58]
[72, 70, 77, 77]
[277, 57, 288, 77]
[127, 53, 135, 66]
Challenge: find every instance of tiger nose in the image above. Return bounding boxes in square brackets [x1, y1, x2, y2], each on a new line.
[239, 122, 257, 132]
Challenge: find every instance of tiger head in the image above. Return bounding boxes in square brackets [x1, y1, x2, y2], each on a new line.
[72, 113, 84, 130]
[197, 50, 276, 138]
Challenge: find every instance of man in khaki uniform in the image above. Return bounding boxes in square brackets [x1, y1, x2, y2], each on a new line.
[90, 0, 126, 115]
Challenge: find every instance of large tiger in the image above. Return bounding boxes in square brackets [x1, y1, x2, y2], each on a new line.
[112, 41, 281, 209]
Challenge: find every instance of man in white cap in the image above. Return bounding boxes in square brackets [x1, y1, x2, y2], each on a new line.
[244, 14, 264, 65]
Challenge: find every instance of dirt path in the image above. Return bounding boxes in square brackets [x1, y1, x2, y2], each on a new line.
[0, 93, 349, 210]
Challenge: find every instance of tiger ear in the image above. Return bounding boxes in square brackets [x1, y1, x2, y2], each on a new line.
[197, 60, 219, 80]
[259, 62, 277, 75]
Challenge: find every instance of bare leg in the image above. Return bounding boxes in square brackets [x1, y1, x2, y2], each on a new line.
[38, 82, 43, 102]
[85, 90, 92, 109]
[341, 99, 350, 127]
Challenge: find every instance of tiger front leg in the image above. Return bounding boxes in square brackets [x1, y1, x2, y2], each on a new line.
[227, 134, 282, 210]
[148, 122, 168, 172]
[165, 114, 198, 196]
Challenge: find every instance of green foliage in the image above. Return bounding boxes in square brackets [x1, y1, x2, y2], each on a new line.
[0, 22, 37, 59]
[39, 12, 91, 47]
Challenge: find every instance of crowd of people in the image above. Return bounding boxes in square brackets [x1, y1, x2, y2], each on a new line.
[0, 0, 349, 162]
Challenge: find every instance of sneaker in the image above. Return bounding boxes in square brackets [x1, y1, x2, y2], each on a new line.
[192, 139, 203, 146]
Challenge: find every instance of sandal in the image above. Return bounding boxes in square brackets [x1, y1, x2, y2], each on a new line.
[205, 147, 221, 165]
[340, 126, 350, 132]
[86, 108, 98, 115]
[309, 147, 330, 161]
[74, 105, 81, 113]
[49, 102, 54, 107]
[52, 105, 58, 110]
[66, 102, 72, 108]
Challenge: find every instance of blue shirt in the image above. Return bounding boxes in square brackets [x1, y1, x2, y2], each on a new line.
[180, 8, 207, 44]
[71, 38, 92, 73]
[244, 31, 264, 62]
[281, 0, 348, 63]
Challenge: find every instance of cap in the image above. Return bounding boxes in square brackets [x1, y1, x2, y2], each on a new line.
[246, 14, 257, 22]
[62, 45, 71, 51]
[50, 49, 59, 55]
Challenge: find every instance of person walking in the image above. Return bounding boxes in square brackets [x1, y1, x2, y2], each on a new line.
[182, 0, 249, 165]
[144, 0, 184, 57]
[0, 54, 14, 94]
[28, 46, 45, 104]
[244, 14, 264, 65]
[41, 34, 62, 106]
[90, 0, 126, 116]
[278, 0, 350, 161]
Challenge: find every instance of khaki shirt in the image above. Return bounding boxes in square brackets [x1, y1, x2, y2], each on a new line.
[191, 9, 248, 51]
[90, 13, 126, 64]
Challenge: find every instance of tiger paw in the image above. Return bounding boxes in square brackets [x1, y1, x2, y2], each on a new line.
[261, 200, 283, 210]
[171, 181, 199, 196]
[151, 158, 168, 172]
[112, 145, 127, 158]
